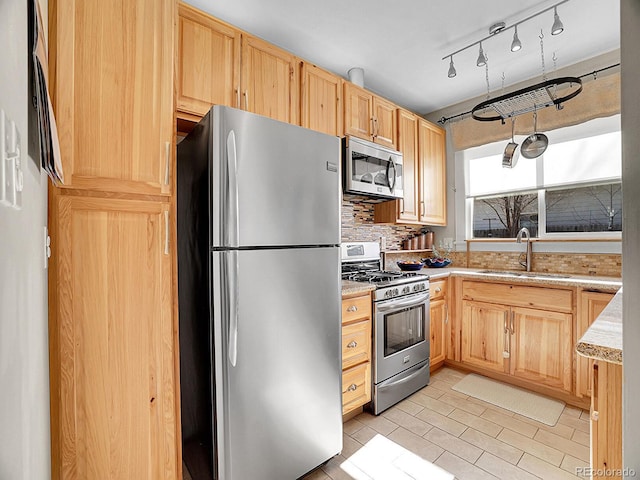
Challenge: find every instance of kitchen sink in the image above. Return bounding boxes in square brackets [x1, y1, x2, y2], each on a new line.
[477, 270, 571, 278]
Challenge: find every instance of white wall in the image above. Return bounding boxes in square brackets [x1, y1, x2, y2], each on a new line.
[0, 0, 51, 478]
[621, 0, 640, 473]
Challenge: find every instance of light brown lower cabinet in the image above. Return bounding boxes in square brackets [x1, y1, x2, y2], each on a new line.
[48, 193, 177, 479]
[341, 292, 372, 415]
[591, 360, 622, 478]
[429, 279, 448, 368]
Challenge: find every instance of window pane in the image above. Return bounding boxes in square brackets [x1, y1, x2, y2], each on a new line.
[546, 183, 622, 233]
[473, 193, 538, 238]
[468, 153, 537, 196]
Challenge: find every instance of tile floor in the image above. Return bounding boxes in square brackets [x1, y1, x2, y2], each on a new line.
[303, 367, 591, 480]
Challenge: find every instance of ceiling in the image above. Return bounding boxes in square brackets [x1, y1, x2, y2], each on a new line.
[183, 0, 620, 116]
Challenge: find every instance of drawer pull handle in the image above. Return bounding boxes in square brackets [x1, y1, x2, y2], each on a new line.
[347, 341, 358, 348]
[346, 305, 358, 312]
[347, 384, 358, 392]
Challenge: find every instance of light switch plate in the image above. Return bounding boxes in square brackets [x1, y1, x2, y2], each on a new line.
[0, 109, 7, 206]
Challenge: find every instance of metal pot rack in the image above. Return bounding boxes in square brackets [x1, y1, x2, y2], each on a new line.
[471, 76, 582, 122]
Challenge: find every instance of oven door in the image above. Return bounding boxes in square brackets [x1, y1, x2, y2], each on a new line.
[374, 290, 430, 384]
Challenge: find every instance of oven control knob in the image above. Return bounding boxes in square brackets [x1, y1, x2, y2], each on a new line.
[413, 284, 419, 292]
[402, 286, 410, 294]
[394, 288, 399, 296]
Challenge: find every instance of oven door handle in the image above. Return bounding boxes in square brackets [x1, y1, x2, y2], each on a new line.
[376, 292, 430, 312]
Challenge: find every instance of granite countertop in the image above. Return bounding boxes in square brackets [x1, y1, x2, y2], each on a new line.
[576, 289, 623, 364]
[341, 280, 376, 296]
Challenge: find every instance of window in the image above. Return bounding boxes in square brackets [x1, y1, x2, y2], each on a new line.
[463, 115, 622, 239]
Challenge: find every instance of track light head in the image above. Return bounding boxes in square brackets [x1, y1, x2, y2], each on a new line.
[476, 43, 487, 67]
[447, 57, 457, 78]
[511, 25, 522, 52]
[551, 7, 564, 35]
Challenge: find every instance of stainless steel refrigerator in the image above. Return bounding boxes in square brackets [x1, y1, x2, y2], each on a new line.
[177, 106, 343, 480]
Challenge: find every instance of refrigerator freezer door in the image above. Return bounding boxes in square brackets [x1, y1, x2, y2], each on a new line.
[210, 106, 341, 248]
[212, 247, 342, 480]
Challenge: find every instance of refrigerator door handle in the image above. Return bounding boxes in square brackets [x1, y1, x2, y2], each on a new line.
[226, 130, 240, 247]
[227, 250, 239, 367]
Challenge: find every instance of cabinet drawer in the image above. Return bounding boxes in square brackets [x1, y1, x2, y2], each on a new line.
[462, 280, 573, 312]
[342, 362, 371, 415]
[342, 294, 371, 324]
[342, 320, 371, 369]
[430, 279, 447, 301]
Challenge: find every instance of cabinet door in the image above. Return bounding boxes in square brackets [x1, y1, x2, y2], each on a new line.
[510, 307, 573, 392]
[300, 63, 342, 136]
[343, 82, 373, 140]
[372, 96, 397, 149]
[461, 300, 509, 373]
[50, 0, 174, 196]
[177, 4, 240, 117]
[49, 195, 176, 479]
[418, 119, 447, 225]
[241, 34, 298, 124]
[396, 109, 420, 222]
[576, 291, 614, 398]
[591, 361, 623, 476]
[429, 298, 447, 366]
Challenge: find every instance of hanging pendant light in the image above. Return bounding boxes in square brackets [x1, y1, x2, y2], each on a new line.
[447, 56, 457, 78]
[511, 25, 522, 52]
[551, 6, 564, 35]
[476, 42, 487, 67]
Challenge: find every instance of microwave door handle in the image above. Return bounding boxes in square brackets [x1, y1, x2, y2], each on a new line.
[387, 156, 397, 191]
[376, 291, 430, 312]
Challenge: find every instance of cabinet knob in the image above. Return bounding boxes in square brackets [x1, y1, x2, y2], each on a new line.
[591, 410, 599, 421]
[347, 384, 358, 392]
[347, 341, 358, 348]
[435, 287, 442, 293]
[346, 305, 358, 312]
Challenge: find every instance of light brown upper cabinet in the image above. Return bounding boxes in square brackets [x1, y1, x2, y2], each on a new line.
[241, 35, 298, 125]
[49, 0, 174, 196]
[176, 3, 241, 119]
[300, 63, 343, 136]
[418, 119, 447, 225]
[374, 115, 446, 226]
[343, 82, 397, 149]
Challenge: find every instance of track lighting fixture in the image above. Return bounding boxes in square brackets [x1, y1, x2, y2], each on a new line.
[442, 0, 569, 78]
[447, 56, 456, 78]
[476, 43, 487, 67]
[511, 25, 522, 52]
[551, 6, 564, 35]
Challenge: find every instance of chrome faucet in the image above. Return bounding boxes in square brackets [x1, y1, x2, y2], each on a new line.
[516, 227, 532, 272]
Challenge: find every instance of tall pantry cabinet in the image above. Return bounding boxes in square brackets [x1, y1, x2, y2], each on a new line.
[48, 1, 179, 478]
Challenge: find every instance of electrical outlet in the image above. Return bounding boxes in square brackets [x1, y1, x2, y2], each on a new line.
[0, 112, 23, 210]
[0, 109, 7, 206]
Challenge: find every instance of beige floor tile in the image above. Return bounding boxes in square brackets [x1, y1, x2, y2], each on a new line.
[382, 406, 433, 436]
[415, 407, 468, 437]
[350, 425, 380, 446]
[464, 395, 517, 417]
[533, 429, 590, 463]
[571, 429, 590, 447]
[513, 413, 576, 439]
[321, 454, 365, 480]
[343, 418, 366, 436]
[429, 378, 469, 395]
[434, 451, 499, 480]
[580, 409, 591, 421]
[559, 454, 589, 476]
[438, 392, 487, 416]
[424, 427, 483, 463]
[417, 384, 446, 399]
[303, 467, 332, 480]
[460, 428, 524, 465]
[480, 408, 539, 438]
[410, 392, 456, 416]
[448, 408, 503, 437]
[394, 398, 425, 416]
[475, 451, 539, 480]
[354, 411, 399, 436]
[562, 405, 585, 418]
[497, 428, 564, 466]
[342, 432, 366, 457]
[518, 453, 582, 479]
[392, 452, 455, 480]
[557, 412, 590, 434]
[387, 426, 445, 462]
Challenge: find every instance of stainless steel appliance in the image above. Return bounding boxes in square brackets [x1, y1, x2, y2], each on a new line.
[341, 242, 430, 415]
[343, 136, 403, 199]
[177, 106, 342, 480]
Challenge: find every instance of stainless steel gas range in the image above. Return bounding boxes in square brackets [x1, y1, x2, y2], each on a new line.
[341, 242, 430, 415]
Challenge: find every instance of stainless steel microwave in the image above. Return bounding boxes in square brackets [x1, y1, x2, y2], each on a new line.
[342, 136, 403, 199]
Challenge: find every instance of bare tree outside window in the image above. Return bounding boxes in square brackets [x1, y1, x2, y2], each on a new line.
[473, 193, 538, 238]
